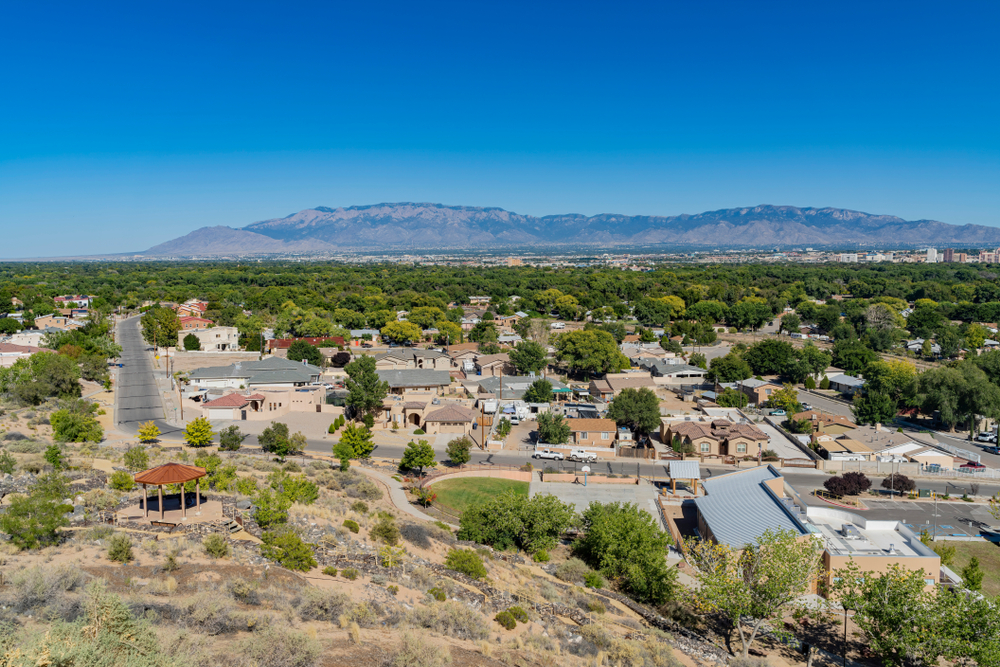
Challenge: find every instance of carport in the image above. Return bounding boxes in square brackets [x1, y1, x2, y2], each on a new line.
[667, 460, 701, 494]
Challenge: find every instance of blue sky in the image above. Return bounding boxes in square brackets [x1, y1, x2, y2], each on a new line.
[1, 1, 998, 256]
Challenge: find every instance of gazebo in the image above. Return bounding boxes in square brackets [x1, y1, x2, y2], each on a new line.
[134, 462, 207, 522]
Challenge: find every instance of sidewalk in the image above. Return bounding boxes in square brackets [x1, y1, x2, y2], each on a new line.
[355, 466, 458, 529]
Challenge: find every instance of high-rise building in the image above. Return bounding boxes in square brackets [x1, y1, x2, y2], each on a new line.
[943, 248, 955, 262]
[839, 253, 858, 263]
[926, 248, 938, 263]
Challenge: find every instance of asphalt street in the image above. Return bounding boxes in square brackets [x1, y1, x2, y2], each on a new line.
[115, 316, 182, 437]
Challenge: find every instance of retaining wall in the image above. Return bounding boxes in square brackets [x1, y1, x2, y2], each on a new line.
[821, 460, 921, 475]
[424, 469, 534, 486]
[540, 473, 639, 484]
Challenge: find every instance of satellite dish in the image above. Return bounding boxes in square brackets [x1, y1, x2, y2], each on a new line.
[581, 466, 591, 474]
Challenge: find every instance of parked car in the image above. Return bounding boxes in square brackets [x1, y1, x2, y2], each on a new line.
[959, 461, 987, 472]
[984, 446, 999, 455]
[800, 403, 812, 411]
[976, 432, 997, 442]
[568, 449, 598, 463]
[533, 449, 565, 461]
[510, 416, 520, 426]
[770, 409, 786, 416]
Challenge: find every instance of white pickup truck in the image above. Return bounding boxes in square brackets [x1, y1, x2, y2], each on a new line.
[533, 449, 565, 461]
[568, 449, 598, 463]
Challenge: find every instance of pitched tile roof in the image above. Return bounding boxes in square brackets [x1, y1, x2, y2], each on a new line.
[202, 393, 250, 408]
[424, 405, 478, 423]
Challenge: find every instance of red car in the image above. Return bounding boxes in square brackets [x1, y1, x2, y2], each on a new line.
[959, 461, 987, 472]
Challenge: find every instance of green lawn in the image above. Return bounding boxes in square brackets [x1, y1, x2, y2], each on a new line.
[431, 477, 529, 514]
[945, 540, 1000, 596]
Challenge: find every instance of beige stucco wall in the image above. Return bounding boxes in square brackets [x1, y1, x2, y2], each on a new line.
[425, 470, 534, 486]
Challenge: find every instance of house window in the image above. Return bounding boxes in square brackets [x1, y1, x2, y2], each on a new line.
[700, 442, 710, 453]
[736, 443, 747, 453]
[601, 432, 609, 440]
[765, 388, 772, 395]
[579, 432, 588, 440]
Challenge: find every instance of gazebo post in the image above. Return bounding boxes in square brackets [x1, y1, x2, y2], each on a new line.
[143, 483, 148, 518]
[196, 478, 201, 515]
[181, 483, 186, 520]
[159, 485, 164, 521]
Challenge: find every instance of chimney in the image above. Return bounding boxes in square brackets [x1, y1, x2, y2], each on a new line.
[875, 423, 882, 432]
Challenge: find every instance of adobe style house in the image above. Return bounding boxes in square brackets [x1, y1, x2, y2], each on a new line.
[588, 373, 658, 399]
[33, 314, 83, 331]
[422, 404, 479, 435]
[372, 349, 451, 371]
[199, 386, 327, 420]
[475, 353, 514, 376]
[0, 342, 47, 368]
[663, 418, 769, 458]
[792, 410, 856, 435]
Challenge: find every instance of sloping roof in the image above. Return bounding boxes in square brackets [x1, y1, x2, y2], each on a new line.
[606, 376, 657, 391]
[828, 374, 865, 388]
[668, 460, 701, 480]
[376, 369, 451, 387]
[476, 353, 510, 366]
[0, 342, 44, 354]
[246, 393, 266, 401]
[202, 393, 250, 408]
[657, 363, 707, 376]
[424, 405, 478, 423]
[695, 466, 809, 549]
[566, 418, 617, 432]
[189, 356, 321, 380]
[134, 462, 207, 485]
[403, 401, 427, 409]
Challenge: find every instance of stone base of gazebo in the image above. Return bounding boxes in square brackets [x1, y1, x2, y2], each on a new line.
[116, 494, 224, 525]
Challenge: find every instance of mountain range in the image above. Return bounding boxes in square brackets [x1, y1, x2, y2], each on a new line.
[141, 203, 1000, 255]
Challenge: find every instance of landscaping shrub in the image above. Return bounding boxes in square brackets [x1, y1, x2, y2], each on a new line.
[123, 445, 150, 471]
[444, 548, 487, 580]
[584, 571, 605, 589]
[342, 568, 359, 580]
[494, 610, 517, 630]
[413, 428, 425, 435]
[260, 528, 317, 572]
[107, 534, 134, 563]
[343, 519, 360, 533]
[428, 587, 447, 602]
[323, 566, 338, 577]
[109, 470, 135, 491]
[370, 512, 400, 545]
[203, 534, 229, 559]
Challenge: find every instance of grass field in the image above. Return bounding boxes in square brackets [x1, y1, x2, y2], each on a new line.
[431, 477, 529, 514]
[944, 540, 1000, 596]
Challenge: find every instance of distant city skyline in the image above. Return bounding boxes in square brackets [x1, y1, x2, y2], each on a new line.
[1, 1, 998, 257]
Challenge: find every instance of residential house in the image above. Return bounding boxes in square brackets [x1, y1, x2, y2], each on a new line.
[715, 379, 782, 406]
[200, 386, 327, 420]
[268, 336, 345, 351]
[904, 339, 941, 355]
[372, 348, 450, 371]
[177, 326, 240, 351]
[179, 316, 215, 331]
[827, 374, 865, 395]
[0, 342, 47, 368]
[662, 418, 769, 458]
[422, 404, 479, 435]
[468, 296, 492, 306]
[188, 356, 322, 390]
[813, 435, 874, 461]
[32, 314, 83, 331]
[644, 361, 707, 383]
[694, 466, 941, 594]
[566, 418, 618, 448]
[588, 373, 658, 399]
[475, 353, 514, 377]
[498, 334, 522, 347]
[472, 375, 571, 401]
[376, 369, 452, 395]
[5, 330, 45, 347]
[792, 410, 857, 435]
[54, 295, 93, 308]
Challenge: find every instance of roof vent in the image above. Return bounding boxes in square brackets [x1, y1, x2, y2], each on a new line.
[887, 543, 897, 555]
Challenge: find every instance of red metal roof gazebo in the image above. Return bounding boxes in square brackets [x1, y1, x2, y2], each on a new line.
[134, 463, 207, 522]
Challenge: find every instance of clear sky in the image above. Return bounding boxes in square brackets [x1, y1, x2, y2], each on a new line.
[1, 1, 998, 256]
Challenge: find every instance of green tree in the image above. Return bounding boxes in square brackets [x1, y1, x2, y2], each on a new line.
[0, 449, 15, 475]
[743, 339, 797, 376]
[522, 378, 553, 403]
[381, 320, 424, 344]
[852, 391, 898, 425]
[554, 329, 629, 376]
[863, 359, 917, 405]
[687, 527, 823, 658]
[333, 441, 354, 471]
[537, 411, 570, 444]
[407, 306, 445, 329]
[254, 487, 292, 528]
[339, 422, 374, 459]
[260, 527, 318, 571]
[399, 439, 436, 475]
[43, 444, 65, 470]
[468, 321, 499, 344]
[51, 406, 103, 443]
[458, 491, 576, 554]
[0, 493, 71, 550]
[716, 387, 748, 408]
[961, 557, 984, 592]
[779, 313, 801, 333]
[607, 387, 661, 435]
[287, 340, 323, 366]
[573, 501, 677, 605]
[689, 352, 707, 369]
[685, 300, 728, 325]
[259, 421, 294, 460]
[123, 445, 149, 471]
[767, 383, 802, 414]
[509, 340, 548, 374]
[344, 355, 390, 421]
[137, 420, 161, 443]
[446, 436, 473, 465]
[0, 352, 82, 405]
[832, 339, 878, 375]
[218, 424, 246, 451]
[918, 362, 1000, 436]
[183, 416, 214, 447]
[435, 320, 463, 345]
[182, 333, 201, 351]
[728, 297, 772, 331]
[140, 306, 182, 348]
[707, 353, 752, 383]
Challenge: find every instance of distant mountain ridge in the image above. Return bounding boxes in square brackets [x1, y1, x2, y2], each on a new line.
[141, 203, 1000, 255]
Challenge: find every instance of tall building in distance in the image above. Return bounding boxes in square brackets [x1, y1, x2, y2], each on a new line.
[943, 248, 955, 262]
[979, 249, 1000, 263]
[926, 248, 938, 263]
[506, 257, 522, 267]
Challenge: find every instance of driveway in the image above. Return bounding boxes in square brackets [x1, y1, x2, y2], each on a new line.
[530, 478, 662, 524]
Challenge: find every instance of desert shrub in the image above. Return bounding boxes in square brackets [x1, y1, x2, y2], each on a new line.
[342, 567, 359, 580]
[391, 631, 452, 667]
[5, 439, 44, 453]
[444, 548, 487, 580]
[282, 461, 302, 473]
[428, 587, 447, 601]
[584, 571, 605, 589]
[533, 550, 550, 563]
[260, 529, 317, 572]
[387, 584, 399, 596]
[185, 593, 243, 635]
[400, 522, 431, 548]
[343, 519, 360, 533]
[84, 525, 114, 540]
[109, 470, 135, 491]
[123, 445, 150, 472]
[296, 587, 350, 622]
[409, 600, 490, 640]
[587, 599, 607, 614]
[203, 534, 229, 559]
[346, 600, 382, 627]
[163, 551, 180, 572]
[5, 565, 86, 615]
[351, 500, 369, 514]
[82, 488, 119, 510]
[107, 534, 133, 563]
[323, 566, 338, 577]
[2, 431, 28, 441]
[236, 624, 321, 667]
[433, 520, 451, 531]
[728, 657, 771, 667]
[235, 476, 259, 496]
[555, 558, 591, 583]
[371, 513, 400, 545]
[508, 606, 529, 623]
[227, 578, 260, 605]
[494, 610, 517, 630]
[280, 476, 319, 505]
[347, 479, 382, 500]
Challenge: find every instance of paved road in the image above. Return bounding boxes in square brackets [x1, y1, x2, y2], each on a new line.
[115, 317, 182, 437]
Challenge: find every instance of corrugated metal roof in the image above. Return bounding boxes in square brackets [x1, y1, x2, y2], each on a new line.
[668, 460, 701, 479]
[695, 466, 808, 549]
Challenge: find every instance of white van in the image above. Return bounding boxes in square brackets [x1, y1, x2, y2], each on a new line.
[551, 322, 565, 330]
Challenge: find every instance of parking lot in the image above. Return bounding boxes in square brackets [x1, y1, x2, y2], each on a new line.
[803, 494, 999, 539]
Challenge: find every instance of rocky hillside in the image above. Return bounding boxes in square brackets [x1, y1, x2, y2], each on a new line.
[141, 203, 1000, 255]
